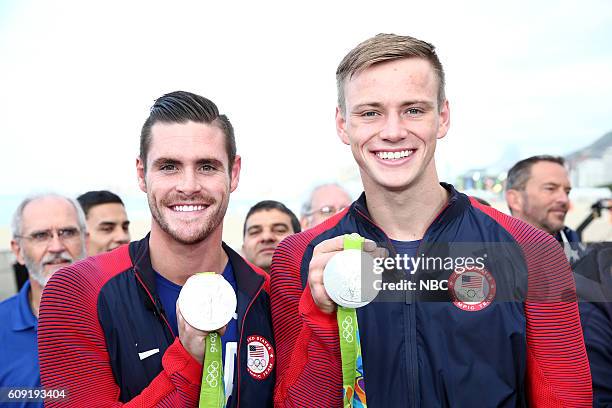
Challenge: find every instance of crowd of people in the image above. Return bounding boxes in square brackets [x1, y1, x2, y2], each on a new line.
[0, 32, 610, 407]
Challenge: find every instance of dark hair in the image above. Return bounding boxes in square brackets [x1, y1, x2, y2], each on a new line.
[243, 200, 301, 236]
[140, 91, 236, 171]
[77, 190, 125, 217]
[506, 155, 566, 191]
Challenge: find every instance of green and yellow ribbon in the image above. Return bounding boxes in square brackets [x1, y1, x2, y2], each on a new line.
[338, 234, 367, 408]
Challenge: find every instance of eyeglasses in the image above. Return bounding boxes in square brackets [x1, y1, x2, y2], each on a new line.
[15, 227, 81, 245]
[306, 205, 348, 217]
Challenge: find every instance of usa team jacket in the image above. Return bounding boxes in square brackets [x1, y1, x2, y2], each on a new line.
[270, 184, 592, 407]
[38, 236, 276, 407]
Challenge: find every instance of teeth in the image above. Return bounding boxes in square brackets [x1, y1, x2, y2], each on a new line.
[376, 150, 412, 160]
[173, 205, 205, 212]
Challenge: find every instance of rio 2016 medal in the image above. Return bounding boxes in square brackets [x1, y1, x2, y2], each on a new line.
[323, 238, 376, 309]
[178, 272, 237, 332]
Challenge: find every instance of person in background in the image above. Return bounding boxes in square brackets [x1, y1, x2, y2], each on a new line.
[505, 155, 577, 243]
[506, 155, 612, 406]
[77, 190, 130, 256]
[242, 200, 300, 273]
[300, 183, 352, 229]
[0, 194, 87, 408]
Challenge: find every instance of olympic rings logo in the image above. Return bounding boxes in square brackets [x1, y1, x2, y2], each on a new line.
[341, 316, 354, 343]
[205, 361, 220, 387]
[248, 358, 265, 369]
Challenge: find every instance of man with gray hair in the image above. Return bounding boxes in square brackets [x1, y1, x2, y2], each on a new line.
[0, 194, 87, 406]
[300, 183, 352, 229]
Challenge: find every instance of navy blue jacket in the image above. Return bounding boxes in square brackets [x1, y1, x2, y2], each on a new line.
[39, 236, 275, 407]
[272, 184, 592, 407]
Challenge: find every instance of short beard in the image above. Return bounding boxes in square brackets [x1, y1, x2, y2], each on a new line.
[22, 246, 84, 287]
[148, 193, 229, 245]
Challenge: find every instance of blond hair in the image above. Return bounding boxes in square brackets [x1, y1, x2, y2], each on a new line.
[336, 33, 446, 113]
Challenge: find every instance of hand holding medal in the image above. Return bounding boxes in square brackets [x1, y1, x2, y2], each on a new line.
[315, 233, 380, 408]
[178, 272, 237, 408]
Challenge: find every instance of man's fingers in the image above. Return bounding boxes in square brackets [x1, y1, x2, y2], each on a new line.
[312, 235, 346, 256]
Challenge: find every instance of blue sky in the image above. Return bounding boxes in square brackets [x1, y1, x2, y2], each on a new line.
[1, 0, 611, 225]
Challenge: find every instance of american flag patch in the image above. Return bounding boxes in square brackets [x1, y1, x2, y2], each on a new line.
[462, 274, 483, 288]
[249, 344, 265, 358]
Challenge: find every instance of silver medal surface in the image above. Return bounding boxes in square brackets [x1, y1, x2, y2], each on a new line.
[323, 250, 377, 308]
[178, 273, 237, 331]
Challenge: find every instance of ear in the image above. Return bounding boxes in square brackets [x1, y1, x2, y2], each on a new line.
[11, 239, 25, 265]
[505, 189, 523, 215]
[299, 216, 310, 230]
[437, 99, 450, 140]
[136, 156, 147, 193]
[230, 155, 241, 193]
[336, 106, 350, 145]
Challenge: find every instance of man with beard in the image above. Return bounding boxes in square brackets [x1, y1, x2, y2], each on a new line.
[506, 155, 612, 406]
[38, 91, 275, 407]
[0, 194, 87, 407]
[505, 155, 577, 243]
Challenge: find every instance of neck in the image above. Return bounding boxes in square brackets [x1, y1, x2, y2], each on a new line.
[28, 279, 43, 318]
[362, 171, 449, 241]
[149, 222, 228, 286]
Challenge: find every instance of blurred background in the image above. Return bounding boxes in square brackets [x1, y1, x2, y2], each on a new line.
[1, 0, 611, 300]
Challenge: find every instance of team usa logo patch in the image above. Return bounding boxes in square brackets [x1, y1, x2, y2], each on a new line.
[448, 267, 496, 311]
[246, 335, 275, 380]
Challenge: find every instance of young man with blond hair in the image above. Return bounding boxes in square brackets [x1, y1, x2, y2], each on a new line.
[271, 34, 592, 407]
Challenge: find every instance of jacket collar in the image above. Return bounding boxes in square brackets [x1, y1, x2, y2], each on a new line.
[129, 234, 264, 298]
[351, 182, 470, 241]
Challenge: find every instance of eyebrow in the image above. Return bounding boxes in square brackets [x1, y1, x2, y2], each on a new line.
[351, 100, 435, 112]
[151, 157, 225, 169]
[271, 223, 290, 229]
[247, 225, 263, 234]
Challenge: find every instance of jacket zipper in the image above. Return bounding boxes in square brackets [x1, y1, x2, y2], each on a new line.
[134, 272, 175, 338]
[353, 200, 450, 408]
[235, 279, 265, 408]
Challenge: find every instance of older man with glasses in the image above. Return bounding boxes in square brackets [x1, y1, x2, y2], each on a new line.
[0, 194, 87, 407]
[300, 183, 352, 230]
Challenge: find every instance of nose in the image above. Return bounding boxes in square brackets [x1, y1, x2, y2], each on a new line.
[47, 232, 67, 253]
[380, 112, 406, 142]
[176, 170, 202, 195]
[554, 188, 570, 206]
[259, 228, 275, 243]
[114, 229, 130, 245]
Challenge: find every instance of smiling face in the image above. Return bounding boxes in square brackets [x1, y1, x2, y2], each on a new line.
[242, 208, 295, 271]
[137, 121, 240, 245]
[336, 58, 450, 193]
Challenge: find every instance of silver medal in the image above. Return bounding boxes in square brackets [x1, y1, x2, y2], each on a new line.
[323, 250, 377, 308]
[178, 273, 237, 331]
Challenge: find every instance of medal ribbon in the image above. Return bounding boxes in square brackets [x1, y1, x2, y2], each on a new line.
[338, 234, 367, 408]
[198, 273, 225, 408]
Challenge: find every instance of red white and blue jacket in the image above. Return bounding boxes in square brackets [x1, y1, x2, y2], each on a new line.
[271, 184, 592, 407]
[38, 235, 276, 407]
